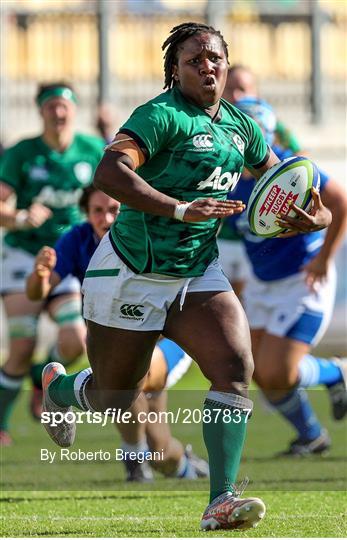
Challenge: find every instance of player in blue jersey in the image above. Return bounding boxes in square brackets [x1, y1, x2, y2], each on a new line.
[218, 66, 304, 299]
[38, 23, 332, 530]
[26, 185, 207, 482]
[224, 97, 347, 455]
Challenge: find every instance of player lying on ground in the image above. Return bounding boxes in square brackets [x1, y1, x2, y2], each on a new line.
[224, 97, 347, 455]
[26, 185, 208, 482]
[0, 82, 104, 447]
[38, 22, 331, 531]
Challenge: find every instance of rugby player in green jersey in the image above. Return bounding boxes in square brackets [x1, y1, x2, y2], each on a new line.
[40, 23, 331, 530]
[0, 82, 104, 446]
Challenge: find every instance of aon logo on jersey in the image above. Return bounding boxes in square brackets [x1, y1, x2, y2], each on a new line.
[197, 167, 241, 191]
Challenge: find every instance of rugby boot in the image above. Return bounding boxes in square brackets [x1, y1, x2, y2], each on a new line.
[0, 430, 12, 447]
[328, 357, 347, 420]
[200, 478, 266, 531]
[276, 429, 331, 457]
[123, 457, 154, 482]
[184, 444, 209, 478]
[42, 362, 76, 447]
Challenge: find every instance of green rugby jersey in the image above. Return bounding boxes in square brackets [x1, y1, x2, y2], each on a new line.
[112, 86, 268, 277]
[218, 219, 243, 241]
[1, 133, 104, 255]
[275, 120, 301, 154]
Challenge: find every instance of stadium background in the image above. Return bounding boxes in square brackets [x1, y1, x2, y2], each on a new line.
[1, 0, 345, 356]
[1, 1, 346, 537]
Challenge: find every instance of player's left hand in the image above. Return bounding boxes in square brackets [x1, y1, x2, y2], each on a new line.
[301, 253, 330, 291]
[275, 188, 332, 237]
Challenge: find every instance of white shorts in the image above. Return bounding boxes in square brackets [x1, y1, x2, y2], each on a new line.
[81, 233, 232, 331]
[217, 238, 251, 282]
[1, 244, 80, 297]
[243, 264, 337, 347]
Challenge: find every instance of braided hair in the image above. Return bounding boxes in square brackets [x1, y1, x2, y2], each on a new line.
[162, 22, 229, 90]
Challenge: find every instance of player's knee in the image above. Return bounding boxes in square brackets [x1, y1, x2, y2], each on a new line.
[57, 328, 86, 361]
[8, 315, 38, 342]
[211, 349, 254, 389]
[229, 349, 254, 384]
[51, 297, 84, 331]
[6, 334, 37, 373]
[255, 367, 295, 391]
[143, 374, 164, 394]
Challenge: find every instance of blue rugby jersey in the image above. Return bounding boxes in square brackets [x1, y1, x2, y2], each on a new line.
[54, 222, 100, 284]
[223, 146, 329, 281]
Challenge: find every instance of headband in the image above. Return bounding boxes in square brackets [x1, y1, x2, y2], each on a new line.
[36, 87, 77, 107]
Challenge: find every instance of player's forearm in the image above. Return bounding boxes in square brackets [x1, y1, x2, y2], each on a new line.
[93, 152, 179, 218]
[0, 202, 29, 230]
[26, 271, 59, 301]
[318, 202, 347, 260]
[318, 182, 347, 260]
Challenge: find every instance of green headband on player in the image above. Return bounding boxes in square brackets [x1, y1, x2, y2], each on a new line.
[36, 87, 77, 107]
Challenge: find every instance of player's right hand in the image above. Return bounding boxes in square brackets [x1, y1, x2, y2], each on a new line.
[26, 203, 53, 228]
[183, 198, 245, 222]
[34, 246, 57, 277]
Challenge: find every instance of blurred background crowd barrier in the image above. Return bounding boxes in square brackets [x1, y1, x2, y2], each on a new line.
[0, 0, 346, 356]
[0, 0, 346, 142]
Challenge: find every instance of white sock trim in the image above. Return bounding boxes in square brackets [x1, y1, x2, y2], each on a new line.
[0, 370, 23, 390]
[73, 368, 94, 411]
[175, 454, 188, 477]
[298, 354, 320, 387]
[121, 438, 149, 454]
[206, 391, 253, 411]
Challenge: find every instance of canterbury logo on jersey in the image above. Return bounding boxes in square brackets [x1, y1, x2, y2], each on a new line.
[192, 134, 214, 151]
[197, 167, 241, 191]
[120, 304, 145, 320]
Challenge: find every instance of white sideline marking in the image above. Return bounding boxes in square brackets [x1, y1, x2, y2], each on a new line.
[5, 514, 336, 521]
[5, 516, 176, 521]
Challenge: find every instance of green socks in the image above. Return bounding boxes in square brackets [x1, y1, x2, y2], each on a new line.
[0, 370, 23, 431]
[48, 368, 92, 411]
[203, 391, 253, 502]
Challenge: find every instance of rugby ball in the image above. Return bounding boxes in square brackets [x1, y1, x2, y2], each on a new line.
[247, 156, 320, 237]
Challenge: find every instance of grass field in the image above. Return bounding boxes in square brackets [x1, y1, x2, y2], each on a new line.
[1, 361, 346, 537]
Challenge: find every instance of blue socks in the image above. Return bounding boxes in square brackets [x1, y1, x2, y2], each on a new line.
[266, 355, 342, 443]
[268, 387, 322, 441]
[299, 354, 343, 388]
